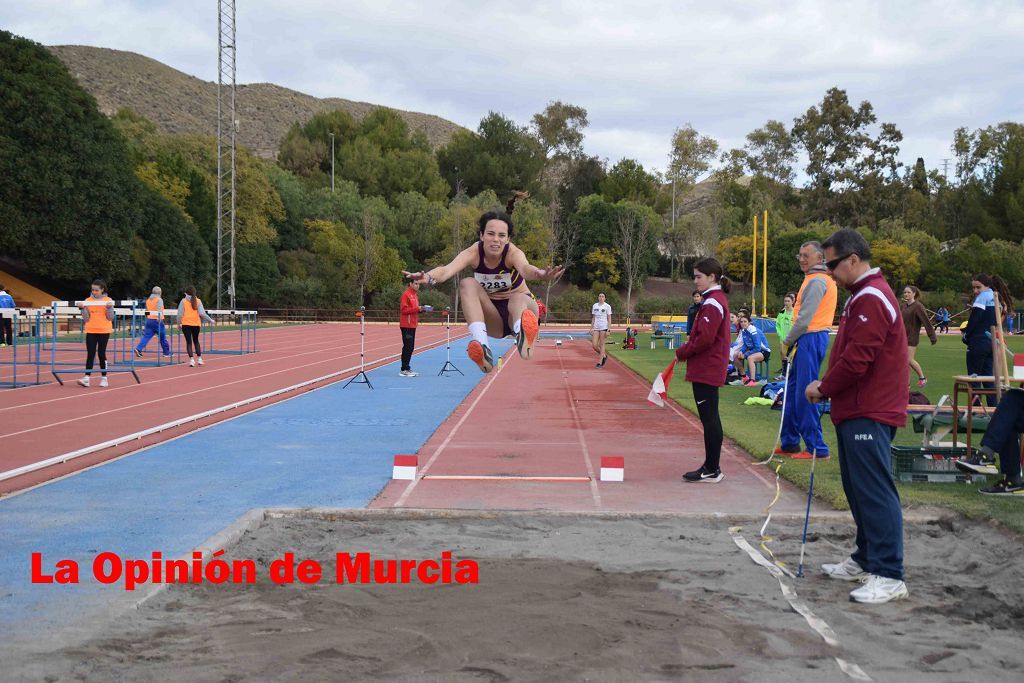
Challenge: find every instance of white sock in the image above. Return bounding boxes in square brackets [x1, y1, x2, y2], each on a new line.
[468, 321, 488, 346]
[513, 318, 522, 335]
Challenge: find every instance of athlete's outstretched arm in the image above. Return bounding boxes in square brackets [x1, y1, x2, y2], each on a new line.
[506, 245, 565, 282]
[403, 245, 477, 286]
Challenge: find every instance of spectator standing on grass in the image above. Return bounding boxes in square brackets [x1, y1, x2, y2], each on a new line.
[0, 283, 14, 346]
[686, 290, 702, 335]
[901, 285, 937, 388]
[774, 291, 795, 379]
[962, 274, 1014, 407]
[399, 279, 431, 377]
[177, 286, 214, 368]
[935, 306, 951, 334]
[956, 388, 1024, 494]
[77, 279, 115, 388]
[777, 241, 837, 461]
[673, 258, 732, 483]
[806, 228, 909, 604]
[134, 286, 172, 359]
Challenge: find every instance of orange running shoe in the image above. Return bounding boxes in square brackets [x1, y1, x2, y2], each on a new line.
[517, 309, 539, 360]
[467, 340, 494, 373]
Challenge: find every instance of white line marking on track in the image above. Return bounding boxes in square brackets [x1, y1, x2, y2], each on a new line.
[393, 351, 511, 508]
[555, 346, 602, 508]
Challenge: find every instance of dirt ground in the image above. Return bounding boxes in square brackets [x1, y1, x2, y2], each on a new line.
[6, 511, 1024, 682]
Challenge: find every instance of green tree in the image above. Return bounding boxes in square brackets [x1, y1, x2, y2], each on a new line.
[437, 112, 544, 199]
[600, 158, 660, 205]
[871, 239, 920, 287]
[0, 31, 143, 283]
[583, 247, 621, 285]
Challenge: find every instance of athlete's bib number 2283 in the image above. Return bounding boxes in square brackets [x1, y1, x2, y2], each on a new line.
[474, 272, 514, 292]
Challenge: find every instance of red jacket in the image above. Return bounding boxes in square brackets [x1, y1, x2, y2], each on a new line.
[818, 268, 908, 427]
[675, 286, 730, 386]
[399, 287, 419, 328]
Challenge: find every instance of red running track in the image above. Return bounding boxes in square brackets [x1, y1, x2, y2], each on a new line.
[371, 336, 820, 514]
[0, 323, 456, 495]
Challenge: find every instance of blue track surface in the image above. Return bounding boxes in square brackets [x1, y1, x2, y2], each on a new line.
[0, 338, 511, 635]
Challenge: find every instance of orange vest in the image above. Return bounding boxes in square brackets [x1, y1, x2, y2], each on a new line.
[181, 297, 201, 326]
[792, 272, 837, 333]
[83, 296, 114, 334]
[146, 297, 162, 319]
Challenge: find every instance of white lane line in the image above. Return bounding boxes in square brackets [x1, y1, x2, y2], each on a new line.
[555, 346, 602, 508]
[393, 352, 511, 508]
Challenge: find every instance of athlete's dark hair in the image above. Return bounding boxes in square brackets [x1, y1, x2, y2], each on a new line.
[91, 279, 107, 294]
[973, 273, 1014, 315]
[477, 191, 529, 238]
[693, 257, 731, 294]
[184, 285, 198, 311]
[905, 285, 921, 300]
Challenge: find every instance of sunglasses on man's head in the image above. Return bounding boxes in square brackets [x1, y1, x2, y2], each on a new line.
[825, 253, 853, 271]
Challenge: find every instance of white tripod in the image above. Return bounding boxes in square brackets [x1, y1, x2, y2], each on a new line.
[438, 307, 463, 376]
[343, 307, 373, 389]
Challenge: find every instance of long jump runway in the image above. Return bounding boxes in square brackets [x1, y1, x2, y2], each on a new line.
[373, 334, 819, 514]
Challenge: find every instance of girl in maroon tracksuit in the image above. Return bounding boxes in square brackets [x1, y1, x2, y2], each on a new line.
[674, 258, 732, 482]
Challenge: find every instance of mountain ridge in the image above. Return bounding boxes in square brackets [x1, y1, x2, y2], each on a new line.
[48, 44, 467, 159]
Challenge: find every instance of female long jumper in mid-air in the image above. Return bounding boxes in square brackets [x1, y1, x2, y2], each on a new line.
[402, 194, 564, 373]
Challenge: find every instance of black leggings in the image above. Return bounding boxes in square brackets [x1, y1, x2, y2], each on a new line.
[182, 325, 202, 358]
[692, 382, 723, 471]
[85, 332, 110, 376]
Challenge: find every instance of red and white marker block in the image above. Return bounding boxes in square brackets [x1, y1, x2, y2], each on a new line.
[600, 456, 624, 482]
[393, 454, 418, 480]
[1014, 354, 1024, 380]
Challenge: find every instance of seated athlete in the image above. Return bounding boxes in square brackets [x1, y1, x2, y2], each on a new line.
[402, 193, 564, 373]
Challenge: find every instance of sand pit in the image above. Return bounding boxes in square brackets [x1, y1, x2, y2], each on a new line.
[6, 510, 1024, 681]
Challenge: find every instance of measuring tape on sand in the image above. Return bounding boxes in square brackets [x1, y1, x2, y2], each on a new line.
[729, 527, 872, 681]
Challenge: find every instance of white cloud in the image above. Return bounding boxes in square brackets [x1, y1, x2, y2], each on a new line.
[4, 0, 1023, 176]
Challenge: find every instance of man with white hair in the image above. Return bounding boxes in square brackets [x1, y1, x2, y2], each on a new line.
[134, 286, 171, 358]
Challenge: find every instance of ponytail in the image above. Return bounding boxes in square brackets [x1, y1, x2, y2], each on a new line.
[992, 275, 1014, 316]
[505, 190, 529, 215]
[693, 258, 731, 294]
[185, 285, 198, 312]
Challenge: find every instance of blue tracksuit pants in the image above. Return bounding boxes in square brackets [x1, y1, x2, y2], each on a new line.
[836, 418, 904, 580]
[781, 330, 829, 456]
[135, 319, 170, 355]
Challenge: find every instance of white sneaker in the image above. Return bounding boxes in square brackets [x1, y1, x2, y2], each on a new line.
[849, 574, 909, 604]
[399, 370, 417, 377]
[77, 376, 90, 387]
[99, 377, 108, 387]
[197, 357, 204, 365]
[822, 557, 867, 582]
[189, 358, 196, 367]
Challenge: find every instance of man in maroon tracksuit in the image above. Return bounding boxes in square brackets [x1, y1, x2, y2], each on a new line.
[675, 258, 733, 483]
[399, 280, 428, 377]
[806, 229, 909, 605]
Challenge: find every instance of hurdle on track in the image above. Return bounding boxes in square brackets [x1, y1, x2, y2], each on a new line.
[45, 301, 141, 385]
[199, 309, 258, 356]
[0, 309, 47, 388]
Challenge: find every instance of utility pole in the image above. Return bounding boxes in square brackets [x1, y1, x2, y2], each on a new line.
[329, 132, 335, 192]
[940, 158, 951, 180]
[215, 0, 237, 310]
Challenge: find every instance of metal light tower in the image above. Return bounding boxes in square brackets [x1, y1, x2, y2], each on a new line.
[216, 0, 237, 309]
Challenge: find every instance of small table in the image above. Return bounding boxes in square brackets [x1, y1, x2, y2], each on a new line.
[951, 376, 1024, 454]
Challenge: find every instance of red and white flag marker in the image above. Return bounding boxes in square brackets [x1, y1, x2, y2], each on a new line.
[393, 454, 418, 480]
[647, 359, 677, 407]
[600, 456, 625, 482]
[1014, 354, 1024, 380]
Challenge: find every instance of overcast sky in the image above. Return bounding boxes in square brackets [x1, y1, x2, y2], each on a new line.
[4, 1, 1023, 178]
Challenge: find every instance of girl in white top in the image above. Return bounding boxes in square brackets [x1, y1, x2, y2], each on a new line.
[591, 293, 612, 368]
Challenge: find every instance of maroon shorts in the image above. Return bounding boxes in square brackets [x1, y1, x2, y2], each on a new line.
[491, 298, 515, 338]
